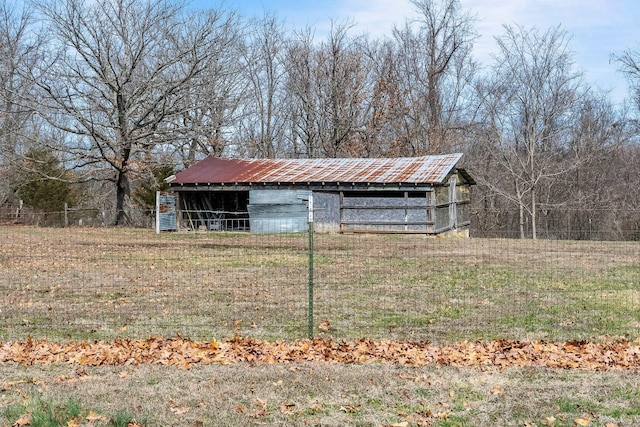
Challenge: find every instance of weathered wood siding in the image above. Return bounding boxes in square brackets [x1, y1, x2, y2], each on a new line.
[340, 191, 433, 233]
[313, 192, 341, 232]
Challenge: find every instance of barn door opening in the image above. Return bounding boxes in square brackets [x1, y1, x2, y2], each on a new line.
[178, 191, 249, 231]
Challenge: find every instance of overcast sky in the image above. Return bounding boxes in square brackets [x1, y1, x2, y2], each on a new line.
[204, 0, 640, 105]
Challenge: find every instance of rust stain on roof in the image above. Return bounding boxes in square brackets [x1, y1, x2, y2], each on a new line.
[172, 154, 465, 185]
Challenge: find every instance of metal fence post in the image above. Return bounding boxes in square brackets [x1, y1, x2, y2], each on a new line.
[308, 194, 314, 339]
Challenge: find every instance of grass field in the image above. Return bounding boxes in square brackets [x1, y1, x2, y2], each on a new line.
[1, 226, 640, 426]
[2, 362, 640, 426]
[1, 226, 639, 342]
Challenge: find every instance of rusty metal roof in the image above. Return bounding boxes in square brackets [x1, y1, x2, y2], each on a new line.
[171, 153, 467, 185]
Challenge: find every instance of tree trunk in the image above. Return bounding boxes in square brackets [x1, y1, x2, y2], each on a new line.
[114, 168, 130, 226]
[531, 186, 537, 240]
[516, 186, 525, 239]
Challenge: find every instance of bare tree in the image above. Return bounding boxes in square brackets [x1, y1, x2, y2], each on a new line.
[236, 13, 287, 158]
[0, 0, 43, 206]
[613, 47, 640, 110]
[389, 0, 477, 155]
[31, 0, 230, 224]
[349, 38, 402, 157]
[555, 93, 632, 238]
[476, 25, 583, 239]
[282, 22, 373, 158]
[168, 8, 246, 165]
[314, 21, 372, 157]
[283, 27, 320, 158]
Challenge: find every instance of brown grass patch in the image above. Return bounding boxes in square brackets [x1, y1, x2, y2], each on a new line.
[1, 226, 638, 343]
[2, 362, 640, 426]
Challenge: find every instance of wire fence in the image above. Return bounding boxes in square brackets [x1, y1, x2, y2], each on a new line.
[1, 221, 638, 343]
[0, 204, 111, 228]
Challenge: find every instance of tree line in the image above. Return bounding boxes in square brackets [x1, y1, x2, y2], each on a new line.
[0, 0, 638, 239]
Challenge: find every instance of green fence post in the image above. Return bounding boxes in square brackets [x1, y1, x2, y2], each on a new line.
[308, 195, 314, 339]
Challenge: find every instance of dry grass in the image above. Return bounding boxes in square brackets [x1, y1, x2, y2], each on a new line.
[0, 226, 638, 342]
[2, 362, 640, 426]
[1, 226, 640, 426]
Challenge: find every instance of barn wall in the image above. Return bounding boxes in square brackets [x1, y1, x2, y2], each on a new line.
[169, 169, 473, 235]
[248, 190, 311, 233]
[432, 172, 472, 234]
[313, 192, 340, 232]
[340, 191, 433, 233]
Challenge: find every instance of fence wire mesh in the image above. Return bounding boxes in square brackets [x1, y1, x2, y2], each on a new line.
[1, 224, 638, 343]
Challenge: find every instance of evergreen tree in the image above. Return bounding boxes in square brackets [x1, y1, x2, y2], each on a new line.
[132, 164, 175, 216]
[14, 148, 77, 212]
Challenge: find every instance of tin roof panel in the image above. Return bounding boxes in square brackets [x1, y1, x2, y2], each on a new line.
[172, 154, 465, 185]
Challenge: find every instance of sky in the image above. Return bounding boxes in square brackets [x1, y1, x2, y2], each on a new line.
[201, 0, 640, 105]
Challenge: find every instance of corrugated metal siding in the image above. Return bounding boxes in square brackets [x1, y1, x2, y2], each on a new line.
[172, 154, 464, 185]
[156, 193, 176, 231]
[249, 190, 312, 205]
[247, 190, 311, 234]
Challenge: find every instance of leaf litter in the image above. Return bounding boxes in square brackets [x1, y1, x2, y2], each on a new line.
[1, 336, 639, 370]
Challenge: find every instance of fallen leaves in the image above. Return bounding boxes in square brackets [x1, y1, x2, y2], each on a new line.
[318, 320, 331, 331]
[85, 411, 107, 423]
[169, 406, 191, 415]
[250, 398, 269, 418]
[541, 416, 556, 426]
[11, 412, 110, 427]
[12, 416, 30, 426]
[279, 402, 296, 413]
[339, 404, 360, 413]
[0, 336, 225, 368]
[490, 385, 505, 395]
[0, 336, 639, 370]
